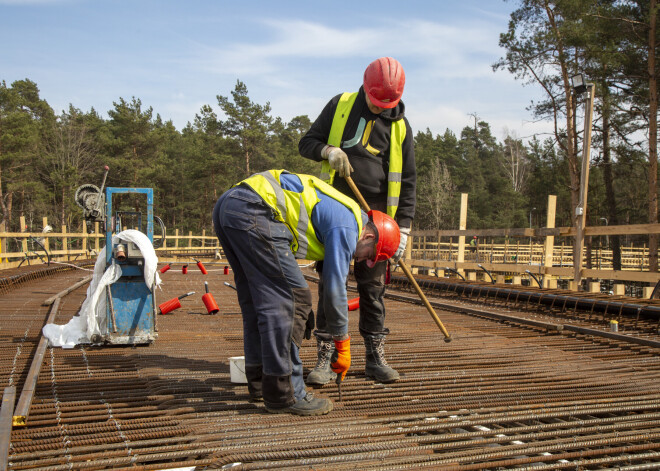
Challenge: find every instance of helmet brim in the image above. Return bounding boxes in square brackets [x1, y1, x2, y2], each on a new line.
[366, 92, 400, 109]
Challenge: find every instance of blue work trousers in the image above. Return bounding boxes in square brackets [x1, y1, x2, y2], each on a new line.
[213, 186, 310, 404]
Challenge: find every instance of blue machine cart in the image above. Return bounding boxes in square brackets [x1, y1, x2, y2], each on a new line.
[100, 187, 158, 345]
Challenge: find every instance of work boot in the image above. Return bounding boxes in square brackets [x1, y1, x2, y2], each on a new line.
[306, 332, 337, 385]
[364, 334, 400, 383]
[265, 393, 333, 416]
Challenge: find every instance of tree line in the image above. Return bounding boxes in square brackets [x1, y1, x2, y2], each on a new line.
[0, 1, 657, 271]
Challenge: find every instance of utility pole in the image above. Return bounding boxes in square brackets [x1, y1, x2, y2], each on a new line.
[572, 77, 596, 289]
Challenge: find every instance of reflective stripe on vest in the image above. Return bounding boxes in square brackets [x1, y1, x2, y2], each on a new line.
[320, 92, 406, 219]
[239, 170, 364, 261]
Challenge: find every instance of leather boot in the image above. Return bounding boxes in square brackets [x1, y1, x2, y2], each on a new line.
[364, 334, 399, 383]
[262, 374, 295, 410]
[306, 332, 336, 385]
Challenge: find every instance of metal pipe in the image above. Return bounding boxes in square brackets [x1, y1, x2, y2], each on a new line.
[478, 264, 495, 284]
[391, 274, 660, 320]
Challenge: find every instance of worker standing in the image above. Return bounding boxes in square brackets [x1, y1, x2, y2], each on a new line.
[470, 236, 478, 252]
[299, 56, 416, 385]
[212, 169, 400, 416]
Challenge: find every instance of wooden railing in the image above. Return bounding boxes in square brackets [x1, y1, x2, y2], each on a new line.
[0, 216, 220, 270]
[2, 212, 659, 295]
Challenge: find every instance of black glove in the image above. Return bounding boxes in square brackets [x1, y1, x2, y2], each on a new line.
[304, 310, 315, 340]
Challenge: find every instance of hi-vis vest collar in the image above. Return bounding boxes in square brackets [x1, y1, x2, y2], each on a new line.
[320, 91, 406, 219]
[239, 170, 364, 261]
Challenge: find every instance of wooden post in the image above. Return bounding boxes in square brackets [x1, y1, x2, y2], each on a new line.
[175, 229, 179, 249]
[42, 217, 49, 252]
[188, 231, 193, 249]
[0, 220, 5, 263]
[62, 225, 68, 261]
[457, 193, 468, 273]
[82, 220, 88, 256]
[543, 195, 557, 288]
[449, 237, 454, 261]
[436, 230, 442, 261]
[94, 222, 100, 253]
[202, 229, 206, 248]
[422, 234, 427, 260]
[20, 216, 28, 253]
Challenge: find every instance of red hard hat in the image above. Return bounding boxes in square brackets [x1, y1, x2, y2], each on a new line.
[363, 57, 406, 109]
[367, 210, 401, 268]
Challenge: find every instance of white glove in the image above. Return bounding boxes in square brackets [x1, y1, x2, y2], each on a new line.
[391, 226, 410, 263]
[323, 145, 353, 177]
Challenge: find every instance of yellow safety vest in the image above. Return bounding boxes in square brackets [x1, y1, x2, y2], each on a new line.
[320, 91, 406, 219]
[239, 170, 364, 261]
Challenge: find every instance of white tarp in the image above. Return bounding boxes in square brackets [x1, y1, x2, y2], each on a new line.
[43, 230, 161, 348]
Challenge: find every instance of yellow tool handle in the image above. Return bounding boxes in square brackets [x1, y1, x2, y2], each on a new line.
[345, 176, 452, 342]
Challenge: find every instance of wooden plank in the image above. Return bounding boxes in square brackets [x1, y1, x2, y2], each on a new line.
[581, 269, 660, 283]
[543, 195, 557, 271]
[457, 194, 467, 270]
[415, 222, 660, 238]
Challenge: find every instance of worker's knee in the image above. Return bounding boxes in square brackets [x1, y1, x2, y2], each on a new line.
[291, 287, 313, 346]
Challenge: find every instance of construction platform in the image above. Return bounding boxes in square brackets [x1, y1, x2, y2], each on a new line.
[0, 262, 659, 470]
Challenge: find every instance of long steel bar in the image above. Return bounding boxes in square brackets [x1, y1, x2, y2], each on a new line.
[42, 275, 92, 306]
[0, 386, 16, 471]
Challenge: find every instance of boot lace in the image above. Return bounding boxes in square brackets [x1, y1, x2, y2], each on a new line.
[316, 341, 333, 368]
[371, 338, 389, 366]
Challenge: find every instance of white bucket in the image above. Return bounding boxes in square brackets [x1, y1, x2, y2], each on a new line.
[229, 356, 247, 383]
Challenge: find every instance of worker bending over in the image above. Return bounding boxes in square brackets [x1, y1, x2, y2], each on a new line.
[299, 57, 416, 384]
[212, 169, 400, 416]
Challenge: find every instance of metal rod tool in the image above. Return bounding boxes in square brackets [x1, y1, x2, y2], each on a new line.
[344, 175, 451, 341]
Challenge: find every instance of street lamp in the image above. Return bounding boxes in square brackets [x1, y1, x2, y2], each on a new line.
[571, 73, 588, 95]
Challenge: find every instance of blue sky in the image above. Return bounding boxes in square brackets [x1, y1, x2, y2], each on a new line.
[1, 0, 553, 142]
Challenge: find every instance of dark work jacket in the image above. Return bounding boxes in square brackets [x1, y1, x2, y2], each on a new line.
[298, 86, 416, 229]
